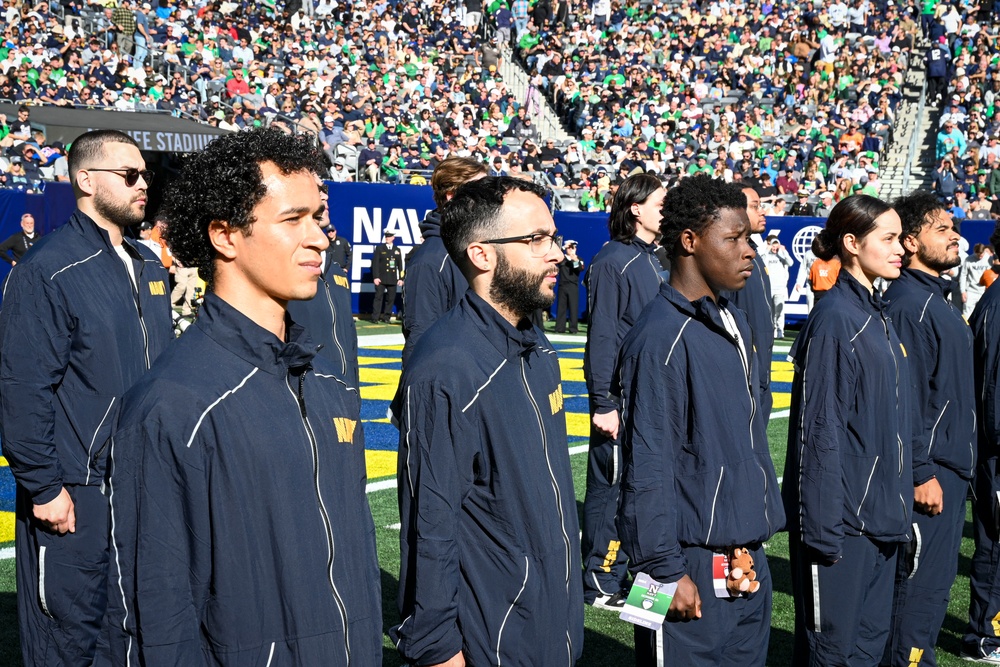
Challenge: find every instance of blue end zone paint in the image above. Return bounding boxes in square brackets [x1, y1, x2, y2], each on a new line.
[0, 468, 13, 512]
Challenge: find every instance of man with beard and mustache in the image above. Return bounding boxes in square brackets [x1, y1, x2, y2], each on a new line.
[0, 129, 173, 667]
[390, 177, 583, 667]
[882, 192, 977, 667]
[0, 214, 40, 266]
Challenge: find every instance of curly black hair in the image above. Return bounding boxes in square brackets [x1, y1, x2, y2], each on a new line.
[891, 191, 948, 265]
[161, 127, 326, 286]
[441, 176, 549, 271]
[659, 174, 747, 257]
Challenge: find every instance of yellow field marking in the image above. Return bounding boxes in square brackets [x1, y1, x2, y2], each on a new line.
[369, 345, 404, 351]
[558, 357, 585, 383]
[773, 393, 791, 410]
[358, 356, 398, 366]
[567, 411, 591, 438]
[366, 450, 398, 480]
[0, 511, 12, 543]
[0, 457, 6, 467]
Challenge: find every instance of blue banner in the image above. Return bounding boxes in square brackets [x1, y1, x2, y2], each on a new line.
[3, 183, 997, 321]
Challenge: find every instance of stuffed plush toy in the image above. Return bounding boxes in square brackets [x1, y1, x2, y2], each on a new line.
[726, 547, 760, 596]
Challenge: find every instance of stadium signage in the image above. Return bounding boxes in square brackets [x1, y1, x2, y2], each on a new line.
[91, 128, 219, 153]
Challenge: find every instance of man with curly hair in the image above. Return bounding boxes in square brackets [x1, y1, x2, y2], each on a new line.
[616, 174, 784, 667]
[107, 128, 381, 666]
[882, 192, 975, 667]
[0, 129, 173, 667]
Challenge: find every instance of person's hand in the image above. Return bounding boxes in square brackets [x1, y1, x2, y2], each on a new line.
[374, 278, 381, 286]
[592, 409, 619, 440]
[34, 487, 76, 534]
[428, 652, 465, 667]
[667, 574, 702, 621]
[398, 279, 404, 286]
[915, 477, 944, 516]
[963, 292, 968, 303]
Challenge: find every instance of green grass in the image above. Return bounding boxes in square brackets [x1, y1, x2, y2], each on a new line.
[370, 415, 980, 666]
[0, 413, 981, 665]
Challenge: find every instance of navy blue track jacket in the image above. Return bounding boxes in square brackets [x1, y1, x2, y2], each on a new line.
[108, 293, 380, 667]
[0, 211, 173, 502]
[970, 282, 1000, 493]
[584, 238, 661, 414]
[391, 291, 583, 667]
[287, 255, 359, 389]
[723, 238, 774, 411]
[884, 268, 976, 482]
[972, 282, 1000, 456]
[401, 210, 467, 367]
[615, 283, 784, 583]
[783, 272, 913, 562]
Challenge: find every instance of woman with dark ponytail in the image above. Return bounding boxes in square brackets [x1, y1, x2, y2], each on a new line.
[782, 195, 914, 666]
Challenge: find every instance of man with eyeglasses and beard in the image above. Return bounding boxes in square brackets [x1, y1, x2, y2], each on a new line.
[0, 129, 173, 667]
[391, 177, 583, 667]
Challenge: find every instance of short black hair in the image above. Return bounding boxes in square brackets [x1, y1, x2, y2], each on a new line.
[161, 127, 325, 286]
[659, 174, 747, 258]
[441, 176, 548, 271]
[891, 190, 948, 265]
[67, 129, 140, 185]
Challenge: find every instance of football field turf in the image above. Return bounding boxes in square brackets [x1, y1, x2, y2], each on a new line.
[0, 333, 980, 665]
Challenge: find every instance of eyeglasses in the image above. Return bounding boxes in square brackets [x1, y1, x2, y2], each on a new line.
[87, 167, 153, 187]
[480, 231, 561, 257]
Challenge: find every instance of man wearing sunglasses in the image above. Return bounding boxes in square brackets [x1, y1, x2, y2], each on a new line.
[391, 177, 583, 667]
[0, 129, 173, 667]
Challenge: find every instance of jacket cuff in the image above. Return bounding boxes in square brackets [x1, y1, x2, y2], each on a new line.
[30, 482, 64, 506]
[913, 461, 939, 487]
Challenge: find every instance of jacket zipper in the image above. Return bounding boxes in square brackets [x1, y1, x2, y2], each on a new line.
[881, 313, 907, 525]
[321, 277, 347, 376]
[128, 250, 151, 369]
[519, 357, 573, 662]
[721, 308, 771, 533]
[288, 371, 351, 665]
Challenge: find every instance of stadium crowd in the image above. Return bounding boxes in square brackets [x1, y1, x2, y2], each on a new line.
[0, 0, 945, 217]
[928, 0, 1000, 224]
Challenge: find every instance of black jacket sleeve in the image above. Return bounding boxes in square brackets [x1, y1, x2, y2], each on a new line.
[586, 261, 625, 414]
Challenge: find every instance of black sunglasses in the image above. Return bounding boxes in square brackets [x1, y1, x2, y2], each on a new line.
[87, 167, 153, 187]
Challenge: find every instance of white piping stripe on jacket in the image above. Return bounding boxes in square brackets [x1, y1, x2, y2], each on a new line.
[109, 436, 135, 667]
[85, 397, 117, 485]
[496, 557, 530, 666]
[50, 249, 102, 281]
[462, 359, 507, 413]
[909, 523, 923, 580]
[663, 318, 693, 368]
[850, 315, 872, 343]
[185, 368, 259, 448]
[811, 562, 822, 632]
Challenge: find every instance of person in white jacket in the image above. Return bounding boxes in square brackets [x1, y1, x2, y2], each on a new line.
[762, 230, 794, 339]
[961, 243, 993, 317]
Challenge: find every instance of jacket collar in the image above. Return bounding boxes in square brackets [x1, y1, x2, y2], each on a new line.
[830, 269, 885, 314]
[895, 266, 951, 298]
[419, 209, 442, 238]
[658, 281, 733, 336]
[196, 292, 318, 375]
[461, 290, 540, 361]
[631, 236, 657, 254]
[68, 209, 146, 260]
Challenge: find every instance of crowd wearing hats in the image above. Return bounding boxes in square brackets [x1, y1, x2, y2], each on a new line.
[928, 3, 1000, 222]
